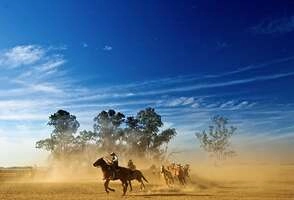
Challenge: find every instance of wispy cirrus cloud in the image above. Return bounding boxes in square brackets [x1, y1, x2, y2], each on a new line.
[0, 45, 45, 68]
[1, 44, 294, 163]
[128, 71, 294, 97]
[38, 56, 66, 74]
[156, 97, 197, 107]
[219, 100, 255, 110]
[2, 45, 68, 95]
[250, 16, 294, 35]
[75, 55, 294, 101]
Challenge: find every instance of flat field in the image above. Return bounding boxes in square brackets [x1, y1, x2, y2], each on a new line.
[1, 165, 294, 200]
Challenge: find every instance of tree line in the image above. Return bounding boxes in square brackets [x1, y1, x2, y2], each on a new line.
[36, 108, 237, 165]
[36, 108, 177, 163]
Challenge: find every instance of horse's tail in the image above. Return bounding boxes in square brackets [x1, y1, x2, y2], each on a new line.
[140, 171, 149, 183]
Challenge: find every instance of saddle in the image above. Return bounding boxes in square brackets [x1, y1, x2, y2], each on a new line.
[108, 166, 119, 180]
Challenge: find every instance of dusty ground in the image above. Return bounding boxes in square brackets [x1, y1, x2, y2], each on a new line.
[1, 165, 294, 200]
[0, 179, 293, 200]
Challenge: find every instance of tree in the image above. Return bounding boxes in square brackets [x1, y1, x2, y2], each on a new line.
[196, 115, 236, 161]
[74, 130, 98, 151]
[136, 107, 163, 154]
[125, 116, 141, 154]
[36, 110, 80, 159]
[125, 107, 177, 160]
[93, 109, 126, 152]
[73, 130, 99, 163]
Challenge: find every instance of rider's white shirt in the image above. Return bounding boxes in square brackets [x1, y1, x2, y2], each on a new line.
[112, 155, 118, 162]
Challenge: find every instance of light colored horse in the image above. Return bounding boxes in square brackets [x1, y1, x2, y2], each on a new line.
[160, 165, 174, 186]
[167, 163, 186, 185]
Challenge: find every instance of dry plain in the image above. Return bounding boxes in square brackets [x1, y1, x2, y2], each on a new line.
[1, 165, 294, 200]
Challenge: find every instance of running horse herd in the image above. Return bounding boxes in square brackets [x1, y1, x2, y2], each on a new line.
[93, 157, 191, 196]
[160, 163, 191, 186]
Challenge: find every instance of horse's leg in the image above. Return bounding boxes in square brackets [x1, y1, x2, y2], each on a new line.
[179, 176, 185, 185]
[105, 178, 115, 192]
[125, 181, 128, 195]
[121, 180, 128, 196]
[178, 176, 182, 185]
[165, 177, 169, 186]
[136, 178, 142, 190]
[129, 180, 132, 192]
[108, 185, 116, 192]
[170, 175, 174, 184]
[104, 179, 109, 194]
[169, 177, 173, 186]
[140, 180, 145, 190]
[182, 176, 186, 185]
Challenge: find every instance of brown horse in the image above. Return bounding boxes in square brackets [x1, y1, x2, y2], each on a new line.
[93, 157, 148, 195]
[128, 169, 149, 191]
[93, 157, 131, 195]
[167, 164, 186, 185]
[183, 164, 191, 182]
[175, 164, 186, 185]
[160, 165, 174, 186]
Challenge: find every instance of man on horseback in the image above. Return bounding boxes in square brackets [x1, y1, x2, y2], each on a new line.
[127, 159, 136, 170]
[110, 152, 119, 179]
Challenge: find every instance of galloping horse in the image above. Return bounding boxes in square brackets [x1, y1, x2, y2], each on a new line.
[183, 164, 191, 182]
[175, 164, 186, 185]
[93, 157, 148, 195]
[93, 157, 130, 195]
[167, 163, 186, 185]
[160, 165, 174, 186]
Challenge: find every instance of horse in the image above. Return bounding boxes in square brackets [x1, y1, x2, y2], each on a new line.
[175, 164, 186, 185]
[93, 157, 131, 195]
[167, 163, 186, 185]
[93, 157, 148, 195]
[183, 164, 191, 182]
[160, 165, 174, 186]
[128, 169, 149, 191]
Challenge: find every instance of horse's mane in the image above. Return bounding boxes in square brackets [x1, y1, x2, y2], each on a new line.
[100, 157, 130, 170]
[102, 157, 112, 165]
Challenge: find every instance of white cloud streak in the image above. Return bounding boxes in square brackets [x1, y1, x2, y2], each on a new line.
[0, 45, 294, 161]
[0, 45, 44, 68]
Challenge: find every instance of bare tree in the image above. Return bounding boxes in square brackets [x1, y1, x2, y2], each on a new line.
[196, 115, 237, 161]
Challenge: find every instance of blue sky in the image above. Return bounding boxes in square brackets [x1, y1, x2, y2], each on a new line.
[0, 0, 294, 165]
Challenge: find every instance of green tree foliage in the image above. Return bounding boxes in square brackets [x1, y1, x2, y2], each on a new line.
[36, 108, 177, 161]
[93, 108, 177, 160]
[93, 109, 126, 152]
[36, 110, 80, 159]
[125, 108, 177, 159]
[74, 130, 98, 151]
[196, 115, 237, 161]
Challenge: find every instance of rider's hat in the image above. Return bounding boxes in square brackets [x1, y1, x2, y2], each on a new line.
[110, 152, 116, 156]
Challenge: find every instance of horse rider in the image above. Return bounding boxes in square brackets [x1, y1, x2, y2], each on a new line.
[127, 159, 136, 170]
[110, 152, 119, 179]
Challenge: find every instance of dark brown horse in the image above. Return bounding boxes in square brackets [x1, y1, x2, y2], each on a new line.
[128, 169, 148, 191]
[93, 157, 148, 195]
[93, 157, 130, 195]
